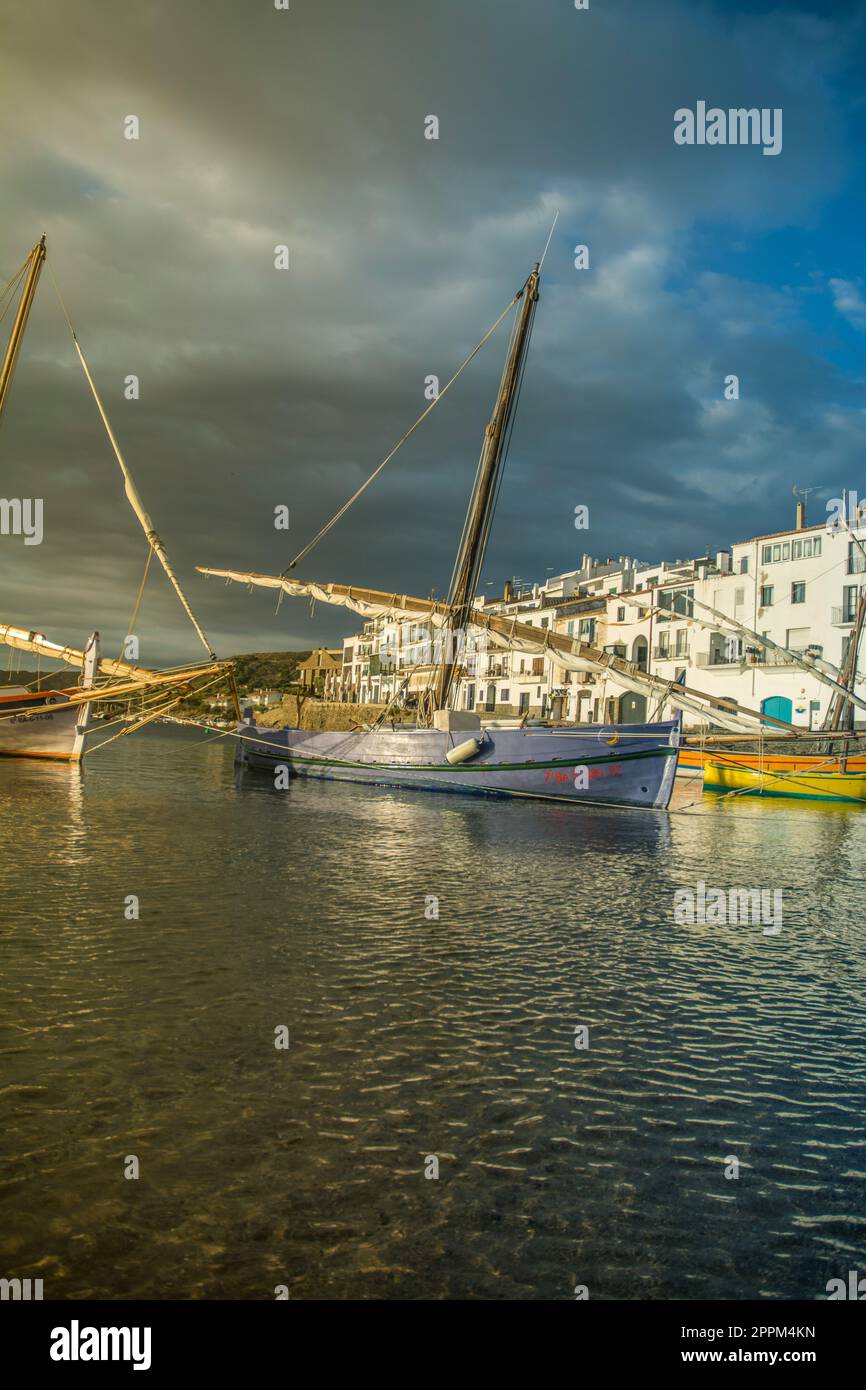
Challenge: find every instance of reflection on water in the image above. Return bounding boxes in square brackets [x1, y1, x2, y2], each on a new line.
[1, 727, 864, 1300]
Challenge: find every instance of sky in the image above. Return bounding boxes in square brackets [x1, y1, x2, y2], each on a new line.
[1, 0, 865, 666]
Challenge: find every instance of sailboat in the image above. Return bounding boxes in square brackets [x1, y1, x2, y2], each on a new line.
[0, 236, 238, 759]
[195, 257, 693, 809]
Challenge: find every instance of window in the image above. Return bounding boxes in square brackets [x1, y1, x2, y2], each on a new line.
[465, 683, 475, 709]
[782, 542, 790, 560]
[671, 587, 695, 617]
[540, 617, 549, 629]
[566, 620, 574, 636]
[843, 585, 858, 623]
[761, 545, 772, 563]
[675, 629, 688, 656]
[848, 541, 866, 575]
[617, 606, 625, 622]
[792, 540, 802, 560]
[531, 657, 544, 675]
[786, 627, 810, 652]
[608, 587, 618, 596]
[500, 687, 510, 704]
[791, 582, 805, 604]
[579, 618, 595, 640]
[772, 544, 781, 562]
[735, 587, 745, 607]
[485, 683, 496, 711]
[536, 686, 542, 698]
[815, 537, 821, 557]
[760, 585, 774, 606]
[740, 556, 749, 573]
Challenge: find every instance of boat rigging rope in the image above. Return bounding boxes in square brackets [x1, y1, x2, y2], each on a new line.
[118, 543, 155, 666]
[44, 257, 217, 661]
[281, 289, 523, 574]
[0, 257, 30, 326]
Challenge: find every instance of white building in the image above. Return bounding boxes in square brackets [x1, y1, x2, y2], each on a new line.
[331, 505, 866, 729]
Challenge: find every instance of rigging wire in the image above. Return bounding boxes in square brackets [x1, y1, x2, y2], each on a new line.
[118, 543, 155, 666]
[0, 257, 30, 327]
[281, 288, 523, 574]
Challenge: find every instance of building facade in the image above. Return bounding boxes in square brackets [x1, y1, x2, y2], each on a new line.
[329, 507, 865, 728]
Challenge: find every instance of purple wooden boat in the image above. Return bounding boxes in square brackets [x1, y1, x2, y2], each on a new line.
[235, 717, 681, 810]
[203, 252, 685, 812]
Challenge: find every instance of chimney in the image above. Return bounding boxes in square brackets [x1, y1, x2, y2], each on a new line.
[503, 579, 513, 602]
[716, 550, 732, 574]
[795, 499, 806, 530]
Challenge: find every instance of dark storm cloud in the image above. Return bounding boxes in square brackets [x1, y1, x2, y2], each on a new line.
[0, 0, 861, 663]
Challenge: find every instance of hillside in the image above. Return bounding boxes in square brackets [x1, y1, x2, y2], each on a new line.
[1, 651, 313, 695]
[0, 668, 74, 691]
[230, 650, 312, 692]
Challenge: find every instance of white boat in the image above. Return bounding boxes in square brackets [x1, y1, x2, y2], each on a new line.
[0, 633, 98, 761]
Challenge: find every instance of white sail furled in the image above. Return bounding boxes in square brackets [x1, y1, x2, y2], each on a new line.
[68, 338, 216, 660]
[196, 567, 790, 732]
[0, 623, 154, 681]
[0, 625, 233, 704]
[44, 255, 216, 662]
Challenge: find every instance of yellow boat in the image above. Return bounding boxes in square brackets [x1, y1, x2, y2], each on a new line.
[704, 760, 866, 803]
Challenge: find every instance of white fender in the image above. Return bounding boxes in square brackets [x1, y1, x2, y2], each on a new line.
[446, 736, 483, 766]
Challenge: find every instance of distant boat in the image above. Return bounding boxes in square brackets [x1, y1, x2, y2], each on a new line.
[704, 760, 866, 804]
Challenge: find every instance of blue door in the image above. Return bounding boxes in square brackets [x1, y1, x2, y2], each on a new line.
[761, 695, 792, 724]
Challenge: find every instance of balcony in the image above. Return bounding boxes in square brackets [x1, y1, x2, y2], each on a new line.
[831, 607, 855, 626]
[695, 651, 739, 668]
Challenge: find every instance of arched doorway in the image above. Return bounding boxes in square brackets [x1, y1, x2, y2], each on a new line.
[632, 636, 648, 671]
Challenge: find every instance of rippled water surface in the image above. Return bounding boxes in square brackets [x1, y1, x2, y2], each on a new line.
[1, 726, 865, 1300]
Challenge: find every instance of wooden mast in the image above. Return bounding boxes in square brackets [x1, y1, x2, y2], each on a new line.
[0, 236, 46, 425]
[431, 262, 540, 713]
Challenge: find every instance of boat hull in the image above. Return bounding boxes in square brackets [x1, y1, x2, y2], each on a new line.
[0, 689, 86, 761]
[679, 748, 866, 775]
[235, 719, 681, 809]
[704, 761, 866, 803]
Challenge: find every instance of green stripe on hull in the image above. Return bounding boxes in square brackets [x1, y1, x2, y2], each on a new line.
[253, 744, 677, 776]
